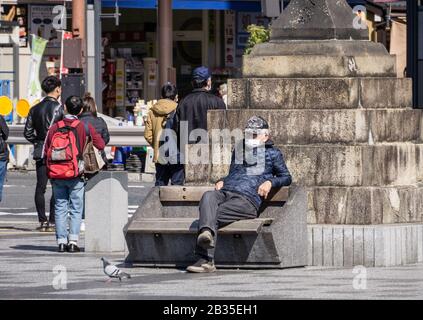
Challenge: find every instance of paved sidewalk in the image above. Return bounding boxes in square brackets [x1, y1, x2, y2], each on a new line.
[0, 233, 423, 300]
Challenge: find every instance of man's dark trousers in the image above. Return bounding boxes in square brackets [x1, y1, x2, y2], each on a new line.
[35, 159, 55, 223]
[155, 163, 184, 186]
[196, 190, 258, 260]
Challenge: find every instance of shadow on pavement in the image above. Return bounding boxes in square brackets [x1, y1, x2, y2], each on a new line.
[10, 245, 61, 253]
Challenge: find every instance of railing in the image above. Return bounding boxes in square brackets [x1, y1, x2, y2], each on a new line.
[7, 125, 148, 147]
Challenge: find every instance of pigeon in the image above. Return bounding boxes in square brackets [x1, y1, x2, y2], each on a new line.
[101, 257, 131, 282]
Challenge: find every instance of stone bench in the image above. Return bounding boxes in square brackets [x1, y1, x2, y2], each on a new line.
[124, 185, 308, 268]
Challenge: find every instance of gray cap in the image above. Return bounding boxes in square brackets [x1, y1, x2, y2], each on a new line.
[245, 116, 269, 132]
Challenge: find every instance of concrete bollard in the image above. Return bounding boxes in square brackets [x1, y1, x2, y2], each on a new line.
[84, 171, 128, 253]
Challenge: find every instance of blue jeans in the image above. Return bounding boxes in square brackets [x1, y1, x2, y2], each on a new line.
[0, 161, 7, 202]
[52, 178, 85, 245]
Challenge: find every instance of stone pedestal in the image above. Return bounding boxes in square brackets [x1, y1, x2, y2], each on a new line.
[84, 171, 128, 253]
[308, 224, 423, 267]
[184, 0, 423, 267]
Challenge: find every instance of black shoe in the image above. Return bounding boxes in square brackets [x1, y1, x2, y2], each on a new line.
[58, 244, 67, 253]
[45, 223, 55, 232]
[36, 222, 48, 232]
[67, 244, 80, 253]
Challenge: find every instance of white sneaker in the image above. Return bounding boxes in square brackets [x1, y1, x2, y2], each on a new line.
[80, 221, 85, 232]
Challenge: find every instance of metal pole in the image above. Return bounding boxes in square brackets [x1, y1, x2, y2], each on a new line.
[87, 2, 96, 97]
[202, 10, 209, 66]
[94, 0, 103, 112]
[72, 0, 87, 71]
[215, 11, 222, 68]
[158, 0, 173, 87]
[406, 0, 418, 108]
[72, 0, 86, 40]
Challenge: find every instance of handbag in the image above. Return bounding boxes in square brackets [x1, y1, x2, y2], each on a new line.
[82, 122, 106, 174]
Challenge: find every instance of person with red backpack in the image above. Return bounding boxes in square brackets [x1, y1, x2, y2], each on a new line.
[44, 96, 105, 253]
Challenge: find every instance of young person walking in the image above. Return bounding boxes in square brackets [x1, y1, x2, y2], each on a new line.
[44, 96, 105, 253]
[0, 115, 9, 202]
[144, 83, 184, 186]
[24, 76, 64, 232]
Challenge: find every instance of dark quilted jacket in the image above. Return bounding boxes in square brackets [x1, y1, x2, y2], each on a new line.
[221, 140, 292, 209]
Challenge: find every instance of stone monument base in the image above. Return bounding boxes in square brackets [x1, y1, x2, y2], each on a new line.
[308, 223, 423, 267]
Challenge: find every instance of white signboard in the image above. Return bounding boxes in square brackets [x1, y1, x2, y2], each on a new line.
[29, 5, 61, 48]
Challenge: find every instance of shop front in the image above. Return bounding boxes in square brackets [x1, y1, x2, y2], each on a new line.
[100, 0, 272, 117]
[0, 0, 73, 120]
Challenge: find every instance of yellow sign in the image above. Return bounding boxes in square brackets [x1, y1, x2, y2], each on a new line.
[16, 99, 31, 118]
[0, 96, 13, 116]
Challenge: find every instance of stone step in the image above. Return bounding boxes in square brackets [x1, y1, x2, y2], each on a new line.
[208, 109, 422, 144]
[228, 78, 412, 110]
[200, 144, 423, 187]
[308, 223, 423, 267]
[307, 186, 423, 225]
[242, 54, 396, 78]
[281, 144, 423, 187]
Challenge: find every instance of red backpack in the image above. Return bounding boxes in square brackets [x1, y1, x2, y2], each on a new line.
[46, 120, 83, 179]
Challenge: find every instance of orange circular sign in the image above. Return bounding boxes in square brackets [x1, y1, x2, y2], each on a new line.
[0, 96, 13, 116]
[16, 99, 31, 118]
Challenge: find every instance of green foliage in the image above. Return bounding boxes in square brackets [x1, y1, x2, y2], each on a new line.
[244, 24, 270, 55]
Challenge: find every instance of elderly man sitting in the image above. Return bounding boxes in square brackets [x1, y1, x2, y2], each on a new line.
[187, 116, 292, 273]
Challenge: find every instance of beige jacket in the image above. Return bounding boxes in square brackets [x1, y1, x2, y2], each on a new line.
[144, 99, 177, 163]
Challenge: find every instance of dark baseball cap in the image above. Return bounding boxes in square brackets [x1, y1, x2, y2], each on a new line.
[192, 66, 211, 81]
[245, 116, 269, 133]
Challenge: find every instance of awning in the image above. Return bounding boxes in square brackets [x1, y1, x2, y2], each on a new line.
[102, 0, 379, 11]
[101, 0, 261, 11]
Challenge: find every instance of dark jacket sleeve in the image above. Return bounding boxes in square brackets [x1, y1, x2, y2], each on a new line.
[0, 116, 9, 141]
[53, 105, 64, 124]
[269, 149, 292, 188]
[23, 109, 36, 143]
[43, 124, 56, 160]
[172, 105, 181, 138]
[99, 118, 110, 145]
[89, 123, 105, 151]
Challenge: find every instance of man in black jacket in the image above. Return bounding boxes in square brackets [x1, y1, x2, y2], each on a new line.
[0, 115, 9, 202]
[173, 66, 226, 144]
[24, 76, 64, 232]
[186, 116, 292, 273]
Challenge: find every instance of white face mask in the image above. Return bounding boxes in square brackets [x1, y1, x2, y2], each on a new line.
[245, 138, 262, 149]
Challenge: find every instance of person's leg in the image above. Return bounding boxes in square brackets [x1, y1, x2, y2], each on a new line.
[170, 164, 185, 186]
[51, 180, 70, 246]
[216, 192, 258, 227]
[195, 190, 226, 260]
[48, 185, 55, 224]
[67, 178, 85, 248]
[35, 160, 48, 223]
[202, 192, 258, 261]
[80, 187, 86, 231]
[0, 161, 7, 202]
[187, 190, 227, 273]
[155, 163, 171, 186]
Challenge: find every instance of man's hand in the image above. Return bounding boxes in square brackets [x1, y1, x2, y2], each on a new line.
[258, 181, 272, 199]
[215, 181, 224, 191]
